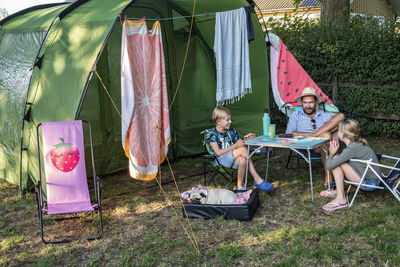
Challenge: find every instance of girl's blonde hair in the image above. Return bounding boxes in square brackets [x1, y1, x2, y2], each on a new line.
[339, 119, 368, 146]
[212, 107, 231, 122]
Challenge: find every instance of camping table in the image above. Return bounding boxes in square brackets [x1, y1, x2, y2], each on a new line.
[244, 136, 329, 203]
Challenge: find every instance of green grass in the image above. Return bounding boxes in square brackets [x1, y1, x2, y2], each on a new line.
[0, 137, 399, 266]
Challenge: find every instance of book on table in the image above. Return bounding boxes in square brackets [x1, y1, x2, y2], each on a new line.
[277, 134, 305, 141]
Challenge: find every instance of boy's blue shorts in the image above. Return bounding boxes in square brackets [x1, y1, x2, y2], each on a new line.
[214, 151, 238, 169]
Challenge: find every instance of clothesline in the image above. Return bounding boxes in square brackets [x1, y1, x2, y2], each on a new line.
[127, 12, 216, 21]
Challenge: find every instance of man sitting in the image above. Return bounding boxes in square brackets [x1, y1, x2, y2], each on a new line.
[286, 87, 344, 189]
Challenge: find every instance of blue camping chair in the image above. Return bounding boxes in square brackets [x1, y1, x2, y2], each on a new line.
[284, 105, 323, 178]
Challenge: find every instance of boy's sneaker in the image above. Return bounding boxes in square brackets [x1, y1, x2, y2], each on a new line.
[253, 180, 273, 192]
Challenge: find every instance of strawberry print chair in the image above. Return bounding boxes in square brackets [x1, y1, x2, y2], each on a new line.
[35, 120, 103, 244]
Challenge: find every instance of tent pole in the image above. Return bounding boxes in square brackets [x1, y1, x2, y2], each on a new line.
[75, 1, 138, 118]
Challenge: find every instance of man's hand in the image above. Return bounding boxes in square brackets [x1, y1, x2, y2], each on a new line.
[244, 133, 256, 140]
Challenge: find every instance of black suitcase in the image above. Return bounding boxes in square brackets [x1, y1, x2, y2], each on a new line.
[182, 189, 259, 221]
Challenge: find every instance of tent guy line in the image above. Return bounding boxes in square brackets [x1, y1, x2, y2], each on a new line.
[96, 68, 200, 253]
[127, 12, 216, 21]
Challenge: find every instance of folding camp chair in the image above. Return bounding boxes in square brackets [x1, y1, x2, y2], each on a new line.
[345, 155, 400, 207]
[286, 148, 322, 178]
[35, 120, 103, 244]
[201, 129, 236, 188]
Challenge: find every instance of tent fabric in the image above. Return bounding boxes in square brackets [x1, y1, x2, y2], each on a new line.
[268, 33, 338, 114]
[121, 19, 170, 181]
[0, 0, 270, 190]
[0, 31, 47, 187]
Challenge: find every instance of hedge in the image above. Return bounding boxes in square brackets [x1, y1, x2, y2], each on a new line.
[266, 14, 400, 137]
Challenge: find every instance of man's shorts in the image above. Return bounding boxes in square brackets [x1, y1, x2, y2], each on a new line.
[214, 151, 238, 169]
[361, 179, 381, 191]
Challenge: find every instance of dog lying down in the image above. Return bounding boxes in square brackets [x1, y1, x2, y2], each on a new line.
[189, 189, 238, 204]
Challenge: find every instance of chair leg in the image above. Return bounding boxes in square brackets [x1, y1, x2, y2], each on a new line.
[297, 157, 301, 179]
[204, 158, 207, 186]
[286, 150, 293, 169]
[345, 184, 352, 204]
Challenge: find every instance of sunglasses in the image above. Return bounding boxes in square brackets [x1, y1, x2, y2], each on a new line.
[342, 117, 353, 130]
[311, 118, 316, 130]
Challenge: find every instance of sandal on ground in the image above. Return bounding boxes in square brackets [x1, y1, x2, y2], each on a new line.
[320, 190, 336, 198]
[253, 180, 273, 192]
[322, 201, 348, 211]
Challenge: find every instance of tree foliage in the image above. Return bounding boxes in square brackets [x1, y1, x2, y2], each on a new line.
[0, 8, 8, 20]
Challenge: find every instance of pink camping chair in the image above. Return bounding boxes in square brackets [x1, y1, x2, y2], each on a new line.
[35, 120, 103, 244]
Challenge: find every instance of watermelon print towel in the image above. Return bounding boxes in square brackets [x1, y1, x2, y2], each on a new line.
[214, 8, 252, 106]
[268, 33, 338, 114]
[121, 19, 171, 181]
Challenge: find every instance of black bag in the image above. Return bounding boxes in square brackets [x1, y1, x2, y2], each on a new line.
[182, 189, 259, 221]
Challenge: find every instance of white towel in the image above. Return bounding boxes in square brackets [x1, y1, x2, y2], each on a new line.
[214, 8, 252, 106]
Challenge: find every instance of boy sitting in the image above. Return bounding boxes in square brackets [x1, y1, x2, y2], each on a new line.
[206, 107, 273, 191]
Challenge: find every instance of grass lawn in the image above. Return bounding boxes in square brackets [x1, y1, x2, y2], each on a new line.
[1, 137, 399, 266]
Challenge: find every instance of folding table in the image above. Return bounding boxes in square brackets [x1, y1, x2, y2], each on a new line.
[245, 136, 329, 202]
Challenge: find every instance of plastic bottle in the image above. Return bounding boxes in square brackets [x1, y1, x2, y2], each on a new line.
[263, 109, 270, 136]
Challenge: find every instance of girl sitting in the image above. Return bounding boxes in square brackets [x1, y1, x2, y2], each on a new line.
[321, 118, 381, 211]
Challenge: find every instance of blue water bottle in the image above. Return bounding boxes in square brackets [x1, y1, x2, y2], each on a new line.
[263, 109, 270, 136]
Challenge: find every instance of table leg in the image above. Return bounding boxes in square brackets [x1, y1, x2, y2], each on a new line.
[307, 149, 314, 203]
[245, 145, 250, 188]
[265, 147, 270, 181]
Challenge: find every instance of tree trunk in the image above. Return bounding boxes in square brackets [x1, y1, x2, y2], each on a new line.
[321, 0, 350, 25]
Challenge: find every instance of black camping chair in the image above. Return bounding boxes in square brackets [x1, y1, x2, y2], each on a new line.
[201, 129, 236, 188]
[286, 149, 322, 178]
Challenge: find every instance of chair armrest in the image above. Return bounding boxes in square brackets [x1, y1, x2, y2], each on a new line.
[349, 159, 400, 171]
[380, 154, 400, 161]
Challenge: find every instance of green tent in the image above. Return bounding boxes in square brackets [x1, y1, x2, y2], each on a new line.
[0, 0, 269, 190]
